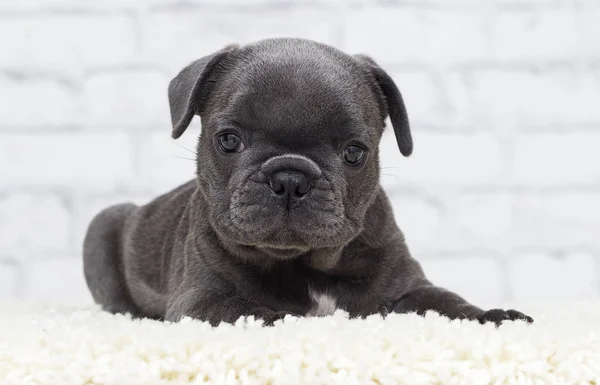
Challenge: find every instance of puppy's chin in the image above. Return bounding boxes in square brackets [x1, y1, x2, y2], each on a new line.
[217, 240, 308, 265]
[257, 245, 308, 259]
[234, 230, 312, 260]
[213, 208, 357, 259]
[206, 170, 369, 259]
[223, 208, 355, 252]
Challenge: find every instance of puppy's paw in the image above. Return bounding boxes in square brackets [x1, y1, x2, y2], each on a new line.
[257, 310, 299, 326]
[476, 309, 533, 326]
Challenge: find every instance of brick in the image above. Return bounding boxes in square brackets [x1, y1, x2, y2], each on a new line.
[345, 7, 578, 65]
[0, 76, 78, 128]
[391, 71, 447, 126]
[0, 194, 70, 258]
[0, 15, 136, 72]
[391, 193, 513, 256]
[447, 193, 513, 243]
[0, 0, 173, 10]
[141, 8, 341, 72]
[379, 131, 504, 186]
[512, 193, 600, 249]
[25, 258, 94, 306]
[0, 263, 17, 300]
[136, 130, 199, 192]
[343, 8, 488, 65]
[582, 7, 600, 60]
[71, 193, 154, 252]
[489, 9, 578, 62]
[388, 195, 441, 251]
[493, 0, 565, 2]
[0, 133, 134, 191]
[508, 252, 599, 303]
[447, 70, 600, 127]
[512, 133, 600, 186]
[420, 256, 505, 309]
[82, 71, 171, 128]
[0, 0, 66, 10]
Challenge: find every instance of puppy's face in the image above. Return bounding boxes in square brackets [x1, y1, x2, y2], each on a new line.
[168, 39, 412, 260]
[199, 59, 381, 258]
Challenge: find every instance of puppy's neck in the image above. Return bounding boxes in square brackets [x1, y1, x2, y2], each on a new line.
[301, 247, 344, 271]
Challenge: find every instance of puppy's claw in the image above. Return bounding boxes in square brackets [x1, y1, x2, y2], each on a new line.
[506, 309, 534, 323]
[477, 308, 534, 326]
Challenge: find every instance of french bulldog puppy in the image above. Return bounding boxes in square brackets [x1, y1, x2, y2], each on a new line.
[83, 38, 533, 326]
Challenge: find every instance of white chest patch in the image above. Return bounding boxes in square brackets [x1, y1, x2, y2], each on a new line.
[306, 288, 338, 317]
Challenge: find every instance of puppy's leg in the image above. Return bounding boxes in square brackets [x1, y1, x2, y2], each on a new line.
[83, 203, 143, 317]
[391, 282, 533, 325]
[165, 289, 297, 326]
[381, 239, 533, 325]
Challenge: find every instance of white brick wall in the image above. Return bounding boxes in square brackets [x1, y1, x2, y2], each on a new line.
[1, 0, 599, 308]
[0, 193, 70, 257]
[0, 14, 138, 73]
[82, 71, 171, 129]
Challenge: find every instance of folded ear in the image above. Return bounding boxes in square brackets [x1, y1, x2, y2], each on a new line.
[168, 44, 238, 139]
[354, 54, 413, 157]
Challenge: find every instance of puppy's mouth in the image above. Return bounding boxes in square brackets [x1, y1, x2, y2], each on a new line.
[219, 171, 356, 253]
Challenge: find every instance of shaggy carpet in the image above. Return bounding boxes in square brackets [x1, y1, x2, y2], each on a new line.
[1, 301, 599, 385]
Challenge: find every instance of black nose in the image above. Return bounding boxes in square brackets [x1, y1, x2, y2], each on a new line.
[269, 171, 312, 198]
[261, 155, 322, 207]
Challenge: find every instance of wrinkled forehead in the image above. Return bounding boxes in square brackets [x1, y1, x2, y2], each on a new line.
[215, 59, 380, 142]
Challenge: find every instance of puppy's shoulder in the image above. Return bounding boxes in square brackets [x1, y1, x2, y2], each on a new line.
[130, 180, 196, 227]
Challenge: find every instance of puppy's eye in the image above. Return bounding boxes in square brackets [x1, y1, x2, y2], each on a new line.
[343, 145, 366, 166]
[218, 133, 244, 153]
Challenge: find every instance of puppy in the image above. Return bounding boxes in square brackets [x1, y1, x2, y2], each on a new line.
[83, 38, 533, 326]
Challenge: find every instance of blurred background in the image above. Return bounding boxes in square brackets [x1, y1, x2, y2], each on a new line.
[0, 0, 599, 309]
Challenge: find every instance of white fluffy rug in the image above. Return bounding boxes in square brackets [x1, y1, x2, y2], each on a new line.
[1, 301, 600, 385]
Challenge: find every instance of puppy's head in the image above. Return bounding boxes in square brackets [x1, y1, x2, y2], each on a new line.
[168, 38, 411, 262]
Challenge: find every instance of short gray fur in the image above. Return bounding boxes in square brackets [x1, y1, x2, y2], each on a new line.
[83, 38, 532, 327]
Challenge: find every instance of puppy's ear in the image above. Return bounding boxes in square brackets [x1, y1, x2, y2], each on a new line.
[354, 54, 413, 157]
[168, 45, 238, 139]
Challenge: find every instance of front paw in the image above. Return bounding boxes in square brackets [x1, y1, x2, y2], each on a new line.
[476, 309, 533, 326]
[255, 310, 299, 326]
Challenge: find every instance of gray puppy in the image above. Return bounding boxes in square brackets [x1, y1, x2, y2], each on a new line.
[83, 38, 533, 326]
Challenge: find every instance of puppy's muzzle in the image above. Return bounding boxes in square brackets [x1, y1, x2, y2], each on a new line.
[261, 155, 322, 207]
